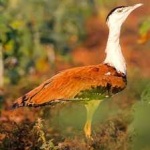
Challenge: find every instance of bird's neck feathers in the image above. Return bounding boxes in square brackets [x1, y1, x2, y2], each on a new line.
[104, 23, 126, 75]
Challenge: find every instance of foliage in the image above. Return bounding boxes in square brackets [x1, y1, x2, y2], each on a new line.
[0, 118, 58, 150]
[0, 114, 131, 150]
[33, 118, 58, 150]
[0, 0, 93, 84]
[0, 0, 132, 85]
[138, 18, 150, 44]
[0, 120, 39, 149]
[141, 84, 150, 103]
[130, 83, 150, 150]
[139, 19, 150, 35]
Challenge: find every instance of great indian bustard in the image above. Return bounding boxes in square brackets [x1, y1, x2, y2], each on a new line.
[12, 3, 143, 138]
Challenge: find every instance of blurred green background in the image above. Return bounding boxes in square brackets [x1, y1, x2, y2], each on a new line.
[0, 0, 150, 149]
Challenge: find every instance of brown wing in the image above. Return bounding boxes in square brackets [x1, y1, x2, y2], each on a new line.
[12, 64, 126, 108]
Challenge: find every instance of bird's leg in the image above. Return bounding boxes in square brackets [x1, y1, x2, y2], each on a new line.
[84, 100, 102, 139]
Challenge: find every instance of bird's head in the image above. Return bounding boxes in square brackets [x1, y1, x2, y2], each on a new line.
[106, 3, 143, 27]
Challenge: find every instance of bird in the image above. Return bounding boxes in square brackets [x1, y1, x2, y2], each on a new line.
[12, 3, 143, 139]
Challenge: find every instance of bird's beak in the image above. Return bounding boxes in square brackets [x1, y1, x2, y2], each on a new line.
[130, 3, 143, 11]
[124, 3, 143, 16]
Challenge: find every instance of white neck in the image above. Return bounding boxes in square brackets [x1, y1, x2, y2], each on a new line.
[104, 24, 126, 74]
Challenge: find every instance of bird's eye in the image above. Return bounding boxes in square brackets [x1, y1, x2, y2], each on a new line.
[117, 9, 123, 13]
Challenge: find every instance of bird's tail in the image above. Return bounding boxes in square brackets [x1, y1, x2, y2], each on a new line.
[12, 93, 53, 109]
[12, 83, 48, 109]
[12, 94, 32, 109]
[12, 79, 54, 109]
[12, 86, 64, 109]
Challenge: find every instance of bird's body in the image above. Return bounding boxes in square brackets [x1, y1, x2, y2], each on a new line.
[12, 3, 142, 138]
[13, 64, 126, 108]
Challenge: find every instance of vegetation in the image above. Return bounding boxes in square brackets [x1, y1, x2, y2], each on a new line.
[0, 0, 150, 149]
